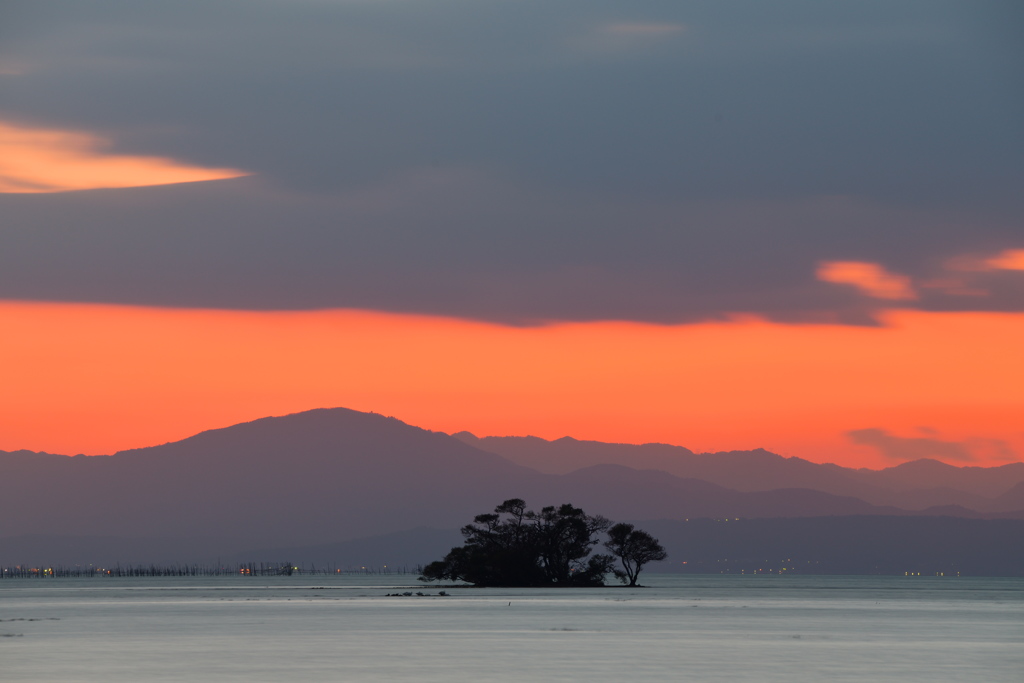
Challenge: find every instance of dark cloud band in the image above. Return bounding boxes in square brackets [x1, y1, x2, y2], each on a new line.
[0, 0, 1021, 323]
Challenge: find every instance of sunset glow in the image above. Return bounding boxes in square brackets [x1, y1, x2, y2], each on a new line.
[0, 121, 248, 193]
[2, 2, 1022, 482]
[3, 301, 1021, 468]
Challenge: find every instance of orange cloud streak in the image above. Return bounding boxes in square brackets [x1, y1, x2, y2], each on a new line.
[0, 121, 248, 193]
[986, 249, 1024, 271]
[817, 261, 917, 300]
[1, 302, 1021, 468]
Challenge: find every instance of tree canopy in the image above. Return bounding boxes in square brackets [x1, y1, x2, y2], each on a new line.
[604, 522, 669, 586]
[420, 499, 666, 587]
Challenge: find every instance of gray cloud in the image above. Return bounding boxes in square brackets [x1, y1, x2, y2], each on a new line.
[4, 0, 1021, 203]
[0, 1, 1021, 322]
[2, 174, 1020, 323]
[847, 428, 1019, 463]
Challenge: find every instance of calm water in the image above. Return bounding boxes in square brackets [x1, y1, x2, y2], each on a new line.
[1, 574, 1021, 682]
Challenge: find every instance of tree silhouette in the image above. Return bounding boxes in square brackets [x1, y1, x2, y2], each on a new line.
[604, 522, 668, 586]
[420, 498, 615, 586]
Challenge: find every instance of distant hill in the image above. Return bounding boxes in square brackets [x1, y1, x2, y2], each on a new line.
[851, 458, 1024, 499]
[638, 516, 1024, 577]
[0, 534, 262, 567]
[230, 516, 1024, 578]
[528, 464, 907, 521]
[0, 408, 538, 551]
[2, 407, 1023, 566]
[230, 526, 465, 571]
[454, 433, 1024, 511]
[993, 481, 1024, 511]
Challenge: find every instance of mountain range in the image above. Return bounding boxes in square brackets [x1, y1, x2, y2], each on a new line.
[2, 407, 1023, 572]
[453, 432, 1024, 510]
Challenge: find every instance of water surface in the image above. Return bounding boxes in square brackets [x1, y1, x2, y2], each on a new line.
[2, 575, 1021, 682]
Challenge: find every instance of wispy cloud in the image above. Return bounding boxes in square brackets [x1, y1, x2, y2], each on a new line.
[847, 428, 1018, 463]
[600, 22, 687, 37]
[917, 277, 988, 297]
[817, 261, 917, 300]
[0, 61, 28, 76]
[913, 248, 1024, 298]
[0, 121, 248, 193]
[944, 248, 1024, 272]
[985, 249, 1024, 271]
[565, 20, 687, 57]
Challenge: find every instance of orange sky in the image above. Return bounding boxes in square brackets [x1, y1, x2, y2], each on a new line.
[2, 300, 1021, 469]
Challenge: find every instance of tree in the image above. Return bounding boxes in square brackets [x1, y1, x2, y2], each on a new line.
[532, 503, 614, 585]
[604, 522, 668, 586]
[420, 499, 615, 587]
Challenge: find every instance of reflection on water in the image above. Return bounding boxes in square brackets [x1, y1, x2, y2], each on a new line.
[2, 575, 1022, 682]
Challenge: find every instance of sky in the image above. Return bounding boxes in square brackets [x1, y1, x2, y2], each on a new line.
[1, 0, 1022, 468]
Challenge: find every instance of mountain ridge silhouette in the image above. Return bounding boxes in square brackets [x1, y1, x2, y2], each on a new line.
[2, 407, 1022, 565]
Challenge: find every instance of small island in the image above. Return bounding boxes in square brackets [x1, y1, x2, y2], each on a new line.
[419, 498, 667, 587]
